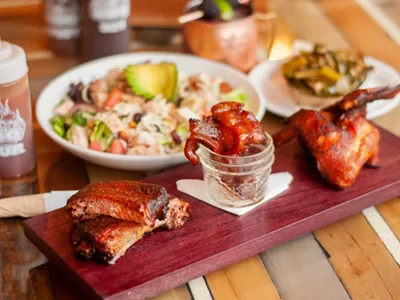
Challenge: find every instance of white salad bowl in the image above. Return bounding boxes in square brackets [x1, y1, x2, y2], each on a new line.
[36, 52, 265, 171]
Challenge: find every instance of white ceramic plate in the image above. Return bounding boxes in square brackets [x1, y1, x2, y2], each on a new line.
[36, 52, 265, 171]
[249, 56, 400, 119]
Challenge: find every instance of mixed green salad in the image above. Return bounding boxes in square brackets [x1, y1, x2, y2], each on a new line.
[50, 62, 248, 155]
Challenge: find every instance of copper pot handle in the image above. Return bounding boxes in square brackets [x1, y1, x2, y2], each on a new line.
[255, 12, 277, 60]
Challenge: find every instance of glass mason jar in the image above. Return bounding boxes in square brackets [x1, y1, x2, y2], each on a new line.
[0, 40, 36, 178]
[199, 134, 275, 208]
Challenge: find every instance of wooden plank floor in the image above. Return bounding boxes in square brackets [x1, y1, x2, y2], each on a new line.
[1, 0, 400, 299]
[206, 256, 280, 300]
[260, 234, 351, 300]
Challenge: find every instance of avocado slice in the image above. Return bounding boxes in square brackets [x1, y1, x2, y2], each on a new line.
[124, 63, 178, 102]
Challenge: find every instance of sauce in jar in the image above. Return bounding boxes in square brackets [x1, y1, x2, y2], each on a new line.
[0, 40, 36, 178]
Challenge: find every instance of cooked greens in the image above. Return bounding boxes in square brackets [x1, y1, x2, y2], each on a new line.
[282, 44, 373, 96]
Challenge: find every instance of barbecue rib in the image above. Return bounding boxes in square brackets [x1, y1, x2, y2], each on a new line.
[66, 181, 169, 225]
[273, 85, 400, 189]
[184, 101, 267, 165]
[71, 216, 152, 264]
[70, 196, 191, 264]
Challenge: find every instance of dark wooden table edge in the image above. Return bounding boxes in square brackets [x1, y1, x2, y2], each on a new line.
[23, 176, 400, 299]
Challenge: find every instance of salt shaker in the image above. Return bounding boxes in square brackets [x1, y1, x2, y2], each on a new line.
[45, 0, 81, 56]
[80, 0, 131, 60]
[0, 40, 36, 178]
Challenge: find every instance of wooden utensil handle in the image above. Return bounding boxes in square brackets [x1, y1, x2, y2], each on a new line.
[0, 193, 46, 218]
[178, 10, 205, 24]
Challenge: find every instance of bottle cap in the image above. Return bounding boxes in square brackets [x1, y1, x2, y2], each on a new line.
[0, 39, 28, 84]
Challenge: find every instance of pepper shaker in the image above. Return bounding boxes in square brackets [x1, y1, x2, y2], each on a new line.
[80, 0, 131, 60]
[0, 40, 36, 178]
[45, 0, 81, 56]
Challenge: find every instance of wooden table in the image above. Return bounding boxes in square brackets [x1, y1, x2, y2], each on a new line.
[1, 0, 400, 299]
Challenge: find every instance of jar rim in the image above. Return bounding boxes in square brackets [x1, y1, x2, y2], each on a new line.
[200, 151, 274, 169]
[199, 132, 274, 160]
[201, 155, 275, 176]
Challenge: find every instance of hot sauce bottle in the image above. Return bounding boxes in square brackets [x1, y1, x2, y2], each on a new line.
[80, 0, 131, 60]
[0, 40, 36, 178]
[45, 0, 81, 56]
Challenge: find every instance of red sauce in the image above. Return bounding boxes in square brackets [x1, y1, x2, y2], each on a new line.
[0, 75, 36, 178]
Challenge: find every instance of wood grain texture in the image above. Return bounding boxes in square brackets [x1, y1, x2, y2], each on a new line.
[129, 0, 186, 28]
[253, 0, 270, 13]
[206, 256, 280, 300]
[28, 57, 81, 80]
[29, 264, 54, 300]
[316, 0, 400, 71]
[30, 77, 53, 101]
[314, 213, 400, 300]
[149, 285, 192, 300]
[85, 163, 146, 184]
[23, 126, 400, 300]
[0, 1, 42, 17]
[187, 278, 213, 300]
[34, 125, 88, 194]
[260, 234, 350, 300]
[0, 217, 47, 300]
[354, 0, 400, 45]
[47, 261, 192, 300]
[315, 0, 400, 137]
[377, 0, 400, 28]
[362, 207, 400, 265]
[377, 198, 400, 240]
[270, 0, 348, 48]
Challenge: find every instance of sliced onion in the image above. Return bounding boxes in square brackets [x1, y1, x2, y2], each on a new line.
[335, 76, 352, 95]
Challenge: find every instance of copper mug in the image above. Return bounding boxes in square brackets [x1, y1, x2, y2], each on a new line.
[183, 12, 276, 72]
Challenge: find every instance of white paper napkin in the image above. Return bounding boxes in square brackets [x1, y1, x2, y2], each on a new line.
[176, 172, 293, 216]
[44, 190, 78, 213]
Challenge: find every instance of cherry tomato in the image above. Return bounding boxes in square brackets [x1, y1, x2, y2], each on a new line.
[108, 139, 127, 154]
[104, 88, 122, 109]
[89, 140, 102, 151]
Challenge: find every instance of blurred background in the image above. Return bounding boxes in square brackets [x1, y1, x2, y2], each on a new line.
[1, 0, 398, 27]
[1, 0, 398, 61]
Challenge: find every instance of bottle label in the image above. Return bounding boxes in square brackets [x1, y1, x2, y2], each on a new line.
[46, 0, 81, 39]
[48, 27, 81, 40]
[0, 99, 26, 157]
[89, 0, 130, 34]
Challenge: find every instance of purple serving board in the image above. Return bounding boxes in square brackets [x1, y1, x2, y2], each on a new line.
[24, 126, 400, 300]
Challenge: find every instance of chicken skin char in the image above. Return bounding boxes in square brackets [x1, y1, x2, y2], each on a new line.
[273, 85, 400, 189]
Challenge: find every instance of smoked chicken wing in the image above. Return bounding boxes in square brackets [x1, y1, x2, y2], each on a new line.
[273, 85, 400, 189]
